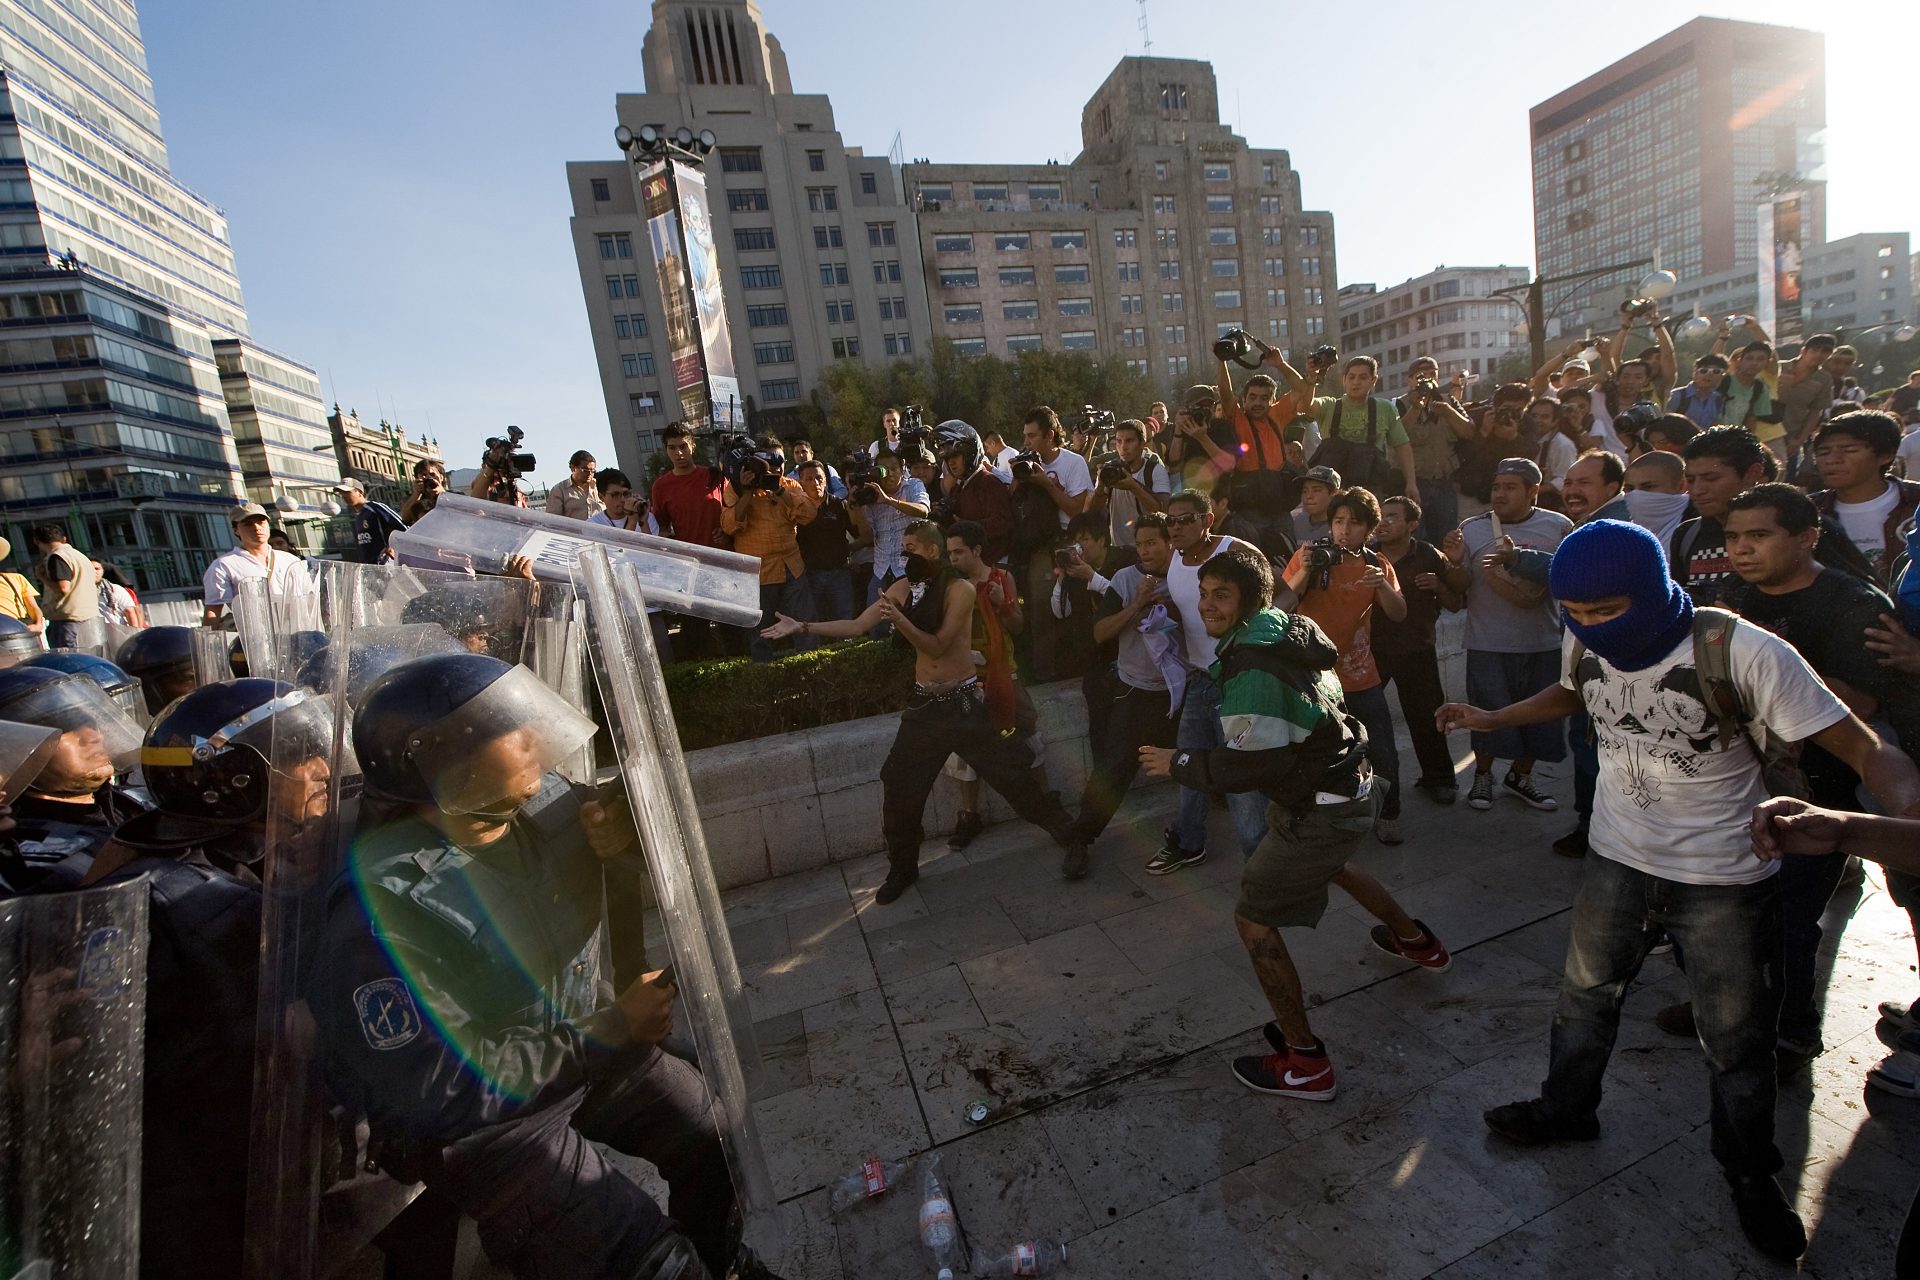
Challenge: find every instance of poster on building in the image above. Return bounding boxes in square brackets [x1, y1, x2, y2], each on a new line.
[639, 161, 706, 426]
[1769, 193, 1804, 342]
[671, 164, 743, 429]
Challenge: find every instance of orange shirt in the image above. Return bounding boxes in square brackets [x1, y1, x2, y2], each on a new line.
[1215, 387, 1301, 474]
[1283, 544, 1397, 692]
[720, 478, 817, 584]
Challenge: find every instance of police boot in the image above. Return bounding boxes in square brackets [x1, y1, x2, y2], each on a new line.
[633, 1229, 716, 1280]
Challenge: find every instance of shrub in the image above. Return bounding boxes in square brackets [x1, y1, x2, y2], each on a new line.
[661, 639, 914, 750]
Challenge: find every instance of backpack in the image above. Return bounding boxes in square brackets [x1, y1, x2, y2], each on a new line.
[1567, 607, 1808, 798]
[1311, 398, 1405, 497]
[1008, 483, 1061, 560]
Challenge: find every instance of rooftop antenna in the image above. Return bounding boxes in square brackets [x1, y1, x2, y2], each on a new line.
[1137, 0, 1152, 54]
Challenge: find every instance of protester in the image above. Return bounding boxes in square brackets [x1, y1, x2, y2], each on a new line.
[1139, 544, 1450, 1103]
[1807, 410, 1918, 585]
[1619, 449, 1692, 545]
[201, 504, 315, 628]
[29, 523, 97, 650]
[1370, 496, 1464, 806]
[651, 422, 727, 657]
[1441, 518, 1920, 1263]
[1671, 427, 1772, 607]
[334, 477, 406, 563]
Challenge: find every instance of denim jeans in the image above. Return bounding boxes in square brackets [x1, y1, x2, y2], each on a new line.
[1542, 852, 1783, 1178]
[1171, 669, 1270, 857]
[1778, 848, 1849, 1050]
[807, 567, 856, 624]
[1343, 684, 1401, 819]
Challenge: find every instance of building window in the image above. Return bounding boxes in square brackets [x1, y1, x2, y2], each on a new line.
[1300, 256, 1321, 276]
[604, 275, 623, 300]
[1007, 334, 1043, 354]
[1058, 297, 1093, 317]
[1304, 316, 1326, 335]
[625, 313, 649, 337]
[1203, 162, 1231, 183]
[1264, 258, 1285, 277]
[866, 222, 897, 247]
[613, 314, 632, 338]
[1564, 174, 1588, 197]
[825, 300, 855, 323]
[952, 337, 986, 357]
[831, 337, 861, 358]
[1268, 317, 1288, 338]
[621, 354, 640, 378]
[740, 265, 782, 289]
[1028, 183, 1062, 202]
[807, 150, 825, 172]
[1261, 162, 1276, 185]
[734, 227, 776, 252]
[883, 333, 910, 355]
[1161, 292, 1184, 312]
[1299, 226, 1319, 246]
[875, 260, 903, 283]
[1563, 139, 1586, 163]
[1054, 264, 1089, 284]
[623, 275, 641, 297]
[1120, 293, 1142, 314]
[1259, 195, 1281, 216]
[1303, 286, 1324, 305]
[629, 393, 659, 416]
[938, 268, 979, 288]
[1050, 231, 1088, 250]
[1061, 331, 1096, 351]
[1210, 258, 1240, 278]
[1158, 260, 1181, 281]
[1155, 228, 1178, 249]
[1164, 324, 1187, 343]
[805, 187, 839, 211]
[591, 178, 611, 201]
[879, 296, 907, 320]
[1213, 290, 1242, 310]
[817, 262, 850, 286]
[746, 304, 789, 327]
[761, 379, 800, 403]
[727, 189, 770, 212]
[1166, 354, 1189, 378]
[1159, 83, 1188, 114]
[1117, 261, 1140, 282]
[1566, 210, 1593, 232]
[753, 341, 794, 364]
[944, 304, 983, 324]
[974, 183, 1008, 202]
[860, 172, 877, 195]
[1153, 194, 1177, 216]
[598, 234, 617, 259]
[813, 225, 844, 249]
[1114, 229, 1136, 249]
[1002, 301, 1038, 321]
[917, 183, 953, 204]
[1000, 266, 1036, 286]
[615, 236, 633, 258]
[994, 233, 1031, 251]
[935, 234, 974, 253]
[1206, 194, 1234, 213]
[1208, 227, 1238, 246]
[1266, 288, 1286, 308]
[719, 148, 763, 172]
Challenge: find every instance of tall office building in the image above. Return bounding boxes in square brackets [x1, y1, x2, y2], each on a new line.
[905, 59, 1337, 384]
[567, 0, 932, 478]
[213, 337, 338, 552]
[0, 0, 330, 594]
[1530, 18, 1825, 324]
[1337, 267, 1529, 391]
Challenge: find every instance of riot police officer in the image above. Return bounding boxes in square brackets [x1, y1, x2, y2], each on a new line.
[87, 677, 334, 1280]
[312, 652, 774, 1280]
[0, 612, 43, 666]
[114, 624, 200, 715]
[0, 665, 147, 892]
[21, 650, 145, 722]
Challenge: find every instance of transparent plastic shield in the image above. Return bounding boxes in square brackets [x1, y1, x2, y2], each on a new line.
[573, 545, 777, 1255]
[0, 878, 149, 1278]
[0, 719, 58, 795]
[190, 627, 234, 689]
[245, 561, 570, 1279]
[391, 492, 763, 626]
[51, 616, 107, 656]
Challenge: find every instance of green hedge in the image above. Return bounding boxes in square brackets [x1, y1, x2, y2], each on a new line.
[662, 639, 914, 750]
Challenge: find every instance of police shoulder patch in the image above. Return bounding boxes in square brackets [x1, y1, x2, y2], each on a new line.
[353, 977, 422, 1051]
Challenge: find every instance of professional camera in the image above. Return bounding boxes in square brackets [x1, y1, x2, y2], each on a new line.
[1008, 450, 1046, 482]
[846, 453, 883, 505]
[1305, 538, 1351, 592]
[480, 425, 535, 501]
[897, 404, 930, 451]
[1076, 405, 1116, 436]
[1411, 377, 1443, 401]
[1620, 297, 1658, 319]
[1212, 328, 1267, 369]
[1305, 344, 1340, 373]
[1097, 458, 1130, 488]
[1615, 400, 1664, 438]
[718, 433, 784, 495]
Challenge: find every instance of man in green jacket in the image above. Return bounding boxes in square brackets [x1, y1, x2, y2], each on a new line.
[1141, 544, 1450, 1102]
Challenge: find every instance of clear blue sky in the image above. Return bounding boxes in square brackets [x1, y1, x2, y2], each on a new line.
[142, 0, 1915, 486]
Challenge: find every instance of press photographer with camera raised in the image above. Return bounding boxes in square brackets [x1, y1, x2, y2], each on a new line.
[1012, 406, 1095, 680]
[1086, 417, 1170, 557]
[719, 436, 819, 662]
[1299, 354, 1419, 507]
[1166, 384, 1240, 495]
[1212, 331, 1310, 559]
[471, 424, 535, 506]
[401, 458, 448, 524]
[848, 447, 931, 615]
[1397, 357, 1474, 537]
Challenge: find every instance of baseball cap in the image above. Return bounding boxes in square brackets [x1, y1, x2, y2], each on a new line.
[1183, 383, 1219, 410]
[1560, 359, 1591, 377]
[332, 477, 364, 495]
[1495, 457, 1544, 484]
[1301, 465, 1342, 489]
[228, 501, 269, 525]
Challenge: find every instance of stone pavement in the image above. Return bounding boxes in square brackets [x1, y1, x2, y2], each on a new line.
[673, 762, 1920, 1279]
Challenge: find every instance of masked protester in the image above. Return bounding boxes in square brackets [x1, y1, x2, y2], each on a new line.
[82, 679, 332, 1279]
[310, 652, 779, 1280]
[0, 666, 148, 893]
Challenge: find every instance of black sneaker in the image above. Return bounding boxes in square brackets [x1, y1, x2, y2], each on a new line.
[874, 865, 918, 905]
[1145, 827, 1206, 876]
[1551, 828, 1588, 859]
[1483, 1098, 1600, 1146]
[1060, 842, 1090, 881]
[1502, 771, 1558, 812]
[1726, 1172, 1806, 1262]
[948, 810, 983, 851]
[1467, 771, 1494, 811]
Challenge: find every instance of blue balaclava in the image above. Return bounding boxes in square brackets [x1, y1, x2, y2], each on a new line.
[1547, 519, 1694, 671]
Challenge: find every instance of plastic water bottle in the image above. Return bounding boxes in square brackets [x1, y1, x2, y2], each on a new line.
[918, 1163, 965, 1280]
[974, 1240, 1069, 1275]
[827, 1157, 907, 1215]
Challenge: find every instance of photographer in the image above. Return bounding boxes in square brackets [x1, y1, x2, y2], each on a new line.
[1014, 406, 1094, 680]
[931, 419, 1014, 564]
[786, 437, 845, 497]
[1166, 384, 1240, 495]
[587, 468, 656, 533]
[470, 426, 535, 507]
[1051, 510, 1130, 697]
[719, 437, 819, 663]
[1396, 357, 1474, 536]
[1086, 417, 1169, 559]
[401, 458, 448, 524]
[1456, 383, 1533, 504]
[545, 450, 605, 520]
[1300, 355, 1419, 505]
[848, 448, 931, 615]
[1215, 334, 1311, 559]
[868, 405, 905, 458]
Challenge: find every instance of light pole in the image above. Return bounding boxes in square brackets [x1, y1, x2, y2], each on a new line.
[1492, 258, 1657, 371]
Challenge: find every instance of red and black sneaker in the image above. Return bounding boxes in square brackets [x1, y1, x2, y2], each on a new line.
[1233, 1031, 1338, 1101]
[1369, 920, 1451, 972]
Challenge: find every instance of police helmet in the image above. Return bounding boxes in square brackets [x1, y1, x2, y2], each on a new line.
[0, 666, 143, 774]
[114, 626, 199, 715]
[21, 652, 143, 723]
[353, 653, 596, 812]
[297, 626, 464, 708]
[0, 613, 43, 666]
[931, 419, 982, 473]
[400, 579, 529, 659]
[140, 679, 330, 825]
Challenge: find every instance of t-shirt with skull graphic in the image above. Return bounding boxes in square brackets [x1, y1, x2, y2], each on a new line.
[1558, 617, 1847, 885]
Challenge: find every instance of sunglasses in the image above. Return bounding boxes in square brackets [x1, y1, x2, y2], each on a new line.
[1165, 512, 1202, 527]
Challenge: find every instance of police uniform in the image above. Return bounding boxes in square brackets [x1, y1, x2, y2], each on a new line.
[312, 776, 734, 1279]
[0, 783, 146, 894]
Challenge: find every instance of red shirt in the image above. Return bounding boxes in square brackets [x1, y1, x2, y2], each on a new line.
[651, 467, 724, 548]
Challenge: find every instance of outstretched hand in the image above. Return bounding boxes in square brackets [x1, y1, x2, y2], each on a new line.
[1749, 797, 1847, 862]
[1435, 703, 1496, 734]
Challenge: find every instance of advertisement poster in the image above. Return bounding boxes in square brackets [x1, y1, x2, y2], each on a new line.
[638, 159, 743, 431]
[1770, 192, 1804, 342]
[671, 164, 743, 429]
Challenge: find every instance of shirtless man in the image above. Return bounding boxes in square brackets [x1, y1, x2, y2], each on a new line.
[764, 520, 1082, 902]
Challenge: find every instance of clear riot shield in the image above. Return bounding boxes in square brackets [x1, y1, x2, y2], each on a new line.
[245, 562, 588, 1278]
[391, 492, 763, 626]
[189, 627, 235, 688]
[0, 878, 149, 1278]
[573, 545, 778, 1256]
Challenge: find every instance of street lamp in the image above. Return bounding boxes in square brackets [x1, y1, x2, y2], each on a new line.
[1491, 257, 1656, 371]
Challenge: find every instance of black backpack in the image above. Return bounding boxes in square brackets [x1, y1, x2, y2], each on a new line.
[1310, 398, 1405, 497]
[1008, 484, 1060, 560]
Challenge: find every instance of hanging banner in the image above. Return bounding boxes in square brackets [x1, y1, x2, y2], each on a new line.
[1767, 192, 1804, 343]
[640, 160, 743, 432]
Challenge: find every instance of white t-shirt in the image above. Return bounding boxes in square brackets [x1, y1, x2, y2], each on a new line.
[1039, 448, 1093, 528]
[1540, 431, 1579, 487]
[1099, 452, 1172, 547]
[1834, 480, 1900, 567]
[1586, 389, 1630, 460]
[1562, 618, 1847, 885]
[201, 546, 317, 608]
[1165, 533, 1247, 670]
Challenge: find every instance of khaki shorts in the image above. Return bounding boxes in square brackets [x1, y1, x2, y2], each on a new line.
[1235, 789, 1380, 929]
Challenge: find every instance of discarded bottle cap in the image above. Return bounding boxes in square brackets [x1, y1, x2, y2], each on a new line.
[964, 1099, 990, 1124]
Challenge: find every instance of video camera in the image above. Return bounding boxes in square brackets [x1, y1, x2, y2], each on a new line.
[1075, 406, 1116, 436]
[481, 425, 535, 502]
[1615, 400, 1664, 438]
[1008, 450, 1046, 483]
[718, 433, 785, 496]
[896, 404, 930, 452]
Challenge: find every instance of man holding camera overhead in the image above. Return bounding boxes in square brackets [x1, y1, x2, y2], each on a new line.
[721, 436, 818, 662]
[1213, 330, 1313, 560]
